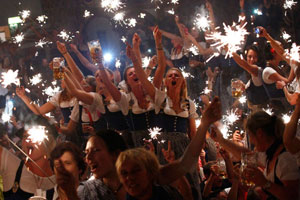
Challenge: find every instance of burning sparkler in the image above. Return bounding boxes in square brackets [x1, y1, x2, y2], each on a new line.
[101, 0, 125, 12]
[121, 36, 127, 43]
[285, 43, 300, 63]
[113, 12, 125, 25]
[83, 10, 94, 18]
[180, 67, 194, 78]
[282, 113, 291, 124]
[283, 0, 297, 9]
[19, 10, 31, 21]
[26, 125, 48, 145]
[115, 59, 121, 69]
[205, 22, 249, 58]
[1, 70, 20, 87]
[138, 13, 146, 19]
[36, 15, 48, 25]
[223, 109, 239, 126]
[43, 86, 61, 97]
[281, 31, 292, 43]
[148, 127, 162, 140]
[126, 18, 137, 28]
[30, 74, 42, 85]
[57, 30, 74, 42]
[167, 9, 175, 15]
[35, 38, 52, 48]
[263, 107, 274, 116]
[239, 95, 247, 104]
[13, 33, 25, 46]
[142, 56, 151, 68]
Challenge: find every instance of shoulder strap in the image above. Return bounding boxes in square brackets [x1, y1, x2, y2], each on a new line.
[79, 104, 83, 124]
[15, 160, 24, 183]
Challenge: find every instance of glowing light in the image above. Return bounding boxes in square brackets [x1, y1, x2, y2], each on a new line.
[189, 44, 199, 55]
[285, 43, 300, 63]
[101, 0, 124, 12]
[171, 0, 179, 4]
[115, 59, 121, 68]
[263, 107, 274, 116]
[43, 86, 60, 97]
[203, 87, 211, 95]
[219, 124, 229, 139]
[167, 9, 175, 15]
[138, 13, 146, 18]
[35, 38, 52, 48]
[36, 15, 48, 25]
[223, 109, 239, 125]
[26, 126, 48, 145]
[239, 95, 247, 104]
[1, 70, 20, 88]
[57, 30, 74, 42]
[13, 33, 24, 45]
[281, 31, 292, 43]
[103, 53, 113, 63]
[1, 113, 11, 123]
[121, 36, 127, 43]
[180, 67, 194, 79]
[148, 127, 162, 140]
[282, 113, 291, 124]
[83, 10, 94, 18]
[113, 12, 125, 25]
[142, 56, 151, 68]
[205, 22, 249, 58]
[195, 119, 201, 127]
[253, 8, 262, 15]
[19, 10, 30, 21]
[126, 18, 137, 27]
[283, 0, 297, 9]
[30, 74, 42, 85]
[194, 14, 210, 32]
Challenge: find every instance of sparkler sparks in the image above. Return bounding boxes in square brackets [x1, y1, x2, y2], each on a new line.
[167, 9, 175, 15]
[142, 56, 151, 68]
[19, 10, 31, 21]
[36, 15, 48, 25]
[83, 10, 94, 18]
[283, 0, 297, 9]
[205, 22, 249, 58]
[194, 14, 210, 32]
[1, 70, 20, 88]
[35, 38, 52, 48]
[29, 74, 42, 85]
[101, 0, 125, 12]
[188, 44, 199, 55]
[223, 109, 239, 125]
[121, 36, 127, 43]
[281, 31, 292, 43]
[171, 0, 179, 4]
[285, 43, 300, 63]
[115, 59, 121, 68]
[26, 125, 48, 145]
[263, 107, 274, 116]
[1, 113, 11, 123]
[13, 33, 25, 46]
[239, 95, 247, 104]
[138, 13, 146, 19]
[282, 113, 291, 124]
[43, 86, 61, 97]
[113, 12, 125, 25]
[180, 67, 194, 78]
[148, 127, 162, 140]
[57, 30, 74, 42]
[126, 18, 137, 28]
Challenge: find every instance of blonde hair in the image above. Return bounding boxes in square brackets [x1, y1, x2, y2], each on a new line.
[116, 148, 160, 181]
[165, 68, 188, 100]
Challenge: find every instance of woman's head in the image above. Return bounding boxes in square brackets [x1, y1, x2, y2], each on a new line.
[245, 111, 285, 152]
[165, 68, 188, 99]
[116, 148, 159, 198]
[50, 142, 86, 180]
[95, 69, 114, 94]
[123, 66, 140, 91]
[85, 130, 127, 179]
[81, 75, 96, 92]
[245, 45, 259, 65]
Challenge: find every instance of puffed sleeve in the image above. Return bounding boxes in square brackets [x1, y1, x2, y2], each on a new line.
[188, 99, 199, 119]
[262, 67, 277, 84]
[70, 102, 80, 123]
[48, 92, 61, 108]
[276, 152, 300, 181]
[92, 93, 105, 114]
[116, 91, 130, 116]
[154, 89, 166, 114]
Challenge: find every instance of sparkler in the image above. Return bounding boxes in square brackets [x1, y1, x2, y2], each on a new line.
[188, 44, 199, 55]
[142, 56, 151, 68]
[263, 107, 274, 116]
[1, 113, 11, 123]
[180, 67, 194, 78]
[26, 125, 48, 145]
[36, 15, 48, 25]
[138, 13, 146, 19]
[30, 74, 42, 85]
[13, 33, 25, 46]
[203, 87, 212, 95]
[35, 38, 52, 48]
[223, 109, 239, 126]
[115, 59, 121, 69]
[194, 13, 210, 32]
[57, 30, 74, 42]
[167, 9, 175, 15]
[285, 43, 300, 63]
[113, 12, 125, 25]
[283, 0, 297, 9]
[282, 113, 291, 124]
[1, 70, 20, 88]
[43, 86, 61, 97]
[205, 22, 249, 58]
[148, 127, 162, 140]
[239, 95, 247, 104]
[19, 10, 31, 21]
[83, 10, 94, 18]
[171, 0, 179, 4]
[121, 36, 127, 43]
[281, 31, 292, 43]
[101, 0, 125, 12]
[126, 18, 137, 28]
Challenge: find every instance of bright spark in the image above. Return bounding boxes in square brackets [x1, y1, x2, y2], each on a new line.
[180, 67, 194, 78]
[281, 31, 292, 43]
[57, 30, 74, 42]
[171, 0, 179, 4]
[203, 87, 211, 95]
[167, 9, 175, 15]
[83, 10, 94, 18]
[219, 124, 229, 139]
[1, 70, 20, 87]
[13, 33, 24, 45]
[283, 0, 297, 9]
[126, 18, 137, 27]
[43, 86, 61, 97]
[194, 14, 210, 32]
[30, 74, 42, 85]
[101, 0, 124, 12]
[285, 43, 300, 63]
[115, 59, 121, 68]
[113, 12, 125, 25]
[263, 107, 274, 116]
[205, 22, 249, 58]
[26, 125, 48, 145]
[282, 113, 291, 124]
[138, 13, 146, 18]
[147, 76, 154, 82]
[36, 15, 48, 24]
[121, 36, 127, 43]
[189, 44, 199, 55]
[239, 95, 247, 104]
[35, 38, 52, 48]
[148, 127, 162, 140]
[19, 10, 30, 21]
[142, 56, 151, 68]
[223, 109, 239, 125]
[195, 118, 201, 127]
[1, 113, 11, 123]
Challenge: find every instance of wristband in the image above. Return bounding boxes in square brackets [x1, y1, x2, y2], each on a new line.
[156, 47, 163, 50]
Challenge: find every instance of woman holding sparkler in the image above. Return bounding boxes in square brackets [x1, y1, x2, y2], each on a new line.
[127, 28, 201, 198]
[0, 125, 56, 199]
[211, 111, 300, 200]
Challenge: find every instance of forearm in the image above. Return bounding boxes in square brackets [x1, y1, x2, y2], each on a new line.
[63, 52, 85, 83]
[283, 87, 297, 105]
[19, 96, 41, 115]
[161, 29, 182, 41]
[153, 44, 166, 89]
[227, 181, 239, 200]
[265, 33, 284, 56]
[232, 52, 258, 76]
[218, 137, 249, 160]
[99, 65, 121, 102]
[284, 107, 300, 154]
[203, 176, 215, 198]
[73, 50, 97, 73]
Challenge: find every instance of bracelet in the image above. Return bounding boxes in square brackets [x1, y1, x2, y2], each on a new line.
[156, 47, 163, 51]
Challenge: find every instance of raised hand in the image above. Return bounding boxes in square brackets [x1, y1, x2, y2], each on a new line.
[126, 44, 137, 61]
[132, 33, 141, 49]
[153, 26, 162, 46]
[56, 41, 68, 55]
[162, 141, 175, 163]
[16, 86, 26, 98]
[202, 96, 222, 125]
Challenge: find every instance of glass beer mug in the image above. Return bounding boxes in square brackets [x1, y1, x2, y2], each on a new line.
[52, 57, 65, 80]
[88, 40, 102, 64]
[231, 78, 244, 98]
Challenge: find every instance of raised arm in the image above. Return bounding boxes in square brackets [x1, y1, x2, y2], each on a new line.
[153, 26, 167, 89]
[56, 41, 85, 83]
[64, 68, 94, 105]
[16, 86, 55, 115]
[232, 52, 259, 77]
[150, 26, 183, 42]
[206, 1, 216, 32]
[70, 44, 97, 73]
[127, 42, 156, 100]
[158, 97, 222, 184]
[283, 94, 300, 154]
[186, 32, 214, 56]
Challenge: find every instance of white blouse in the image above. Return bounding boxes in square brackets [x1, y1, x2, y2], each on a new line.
[49, 92, 76, 108]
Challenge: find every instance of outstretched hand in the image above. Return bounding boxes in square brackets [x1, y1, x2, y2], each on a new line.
[132, 33, 141, 49]
[201, 96, 222, 125]
[16, 86, 26, 98]
[153, 26, 162, 45]
[56, 41, 68, 55]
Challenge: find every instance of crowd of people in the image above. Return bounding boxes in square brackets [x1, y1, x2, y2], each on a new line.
[0, 0, 300, 200]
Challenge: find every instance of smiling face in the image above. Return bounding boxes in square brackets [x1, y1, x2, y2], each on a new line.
[85, 136, 116, 179]
[246, 49, 258, 65]
[119, 159, 152, 198]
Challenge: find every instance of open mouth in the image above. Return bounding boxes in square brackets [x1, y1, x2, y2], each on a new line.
[133, 77, 139, 82]
[89, 163, 98, 172]
[171, 81, 176, 86]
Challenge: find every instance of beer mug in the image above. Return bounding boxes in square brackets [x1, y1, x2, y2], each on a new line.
[217, 159, 227, 179]
[231, 78, 244, 98]
[88, 40, 102, 64]
[241, 152, 258, 187]
[52, 57, 65, 80]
